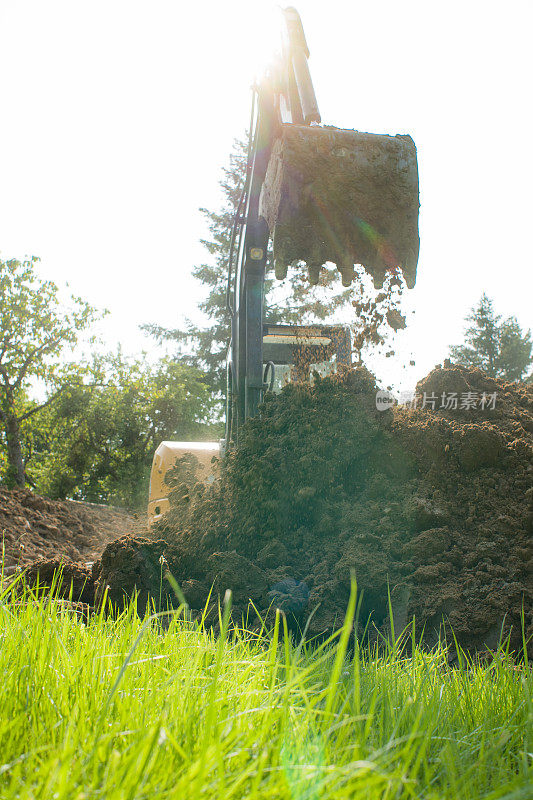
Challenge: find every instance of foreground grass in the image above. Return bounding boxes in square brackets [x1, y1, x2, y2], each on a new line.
[0, 578, 531, 799]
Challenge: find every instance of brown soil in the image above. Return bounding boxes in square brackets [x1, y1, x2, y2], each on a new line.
[0, 487, 140, 568]
[21, 559, 95, 606]
[96, 365, 532, 657]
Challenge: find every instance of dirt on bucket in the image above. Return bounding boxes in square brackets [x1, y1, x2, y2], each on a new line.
[96, 365, 532, 657]
[259, 125, 420, 289]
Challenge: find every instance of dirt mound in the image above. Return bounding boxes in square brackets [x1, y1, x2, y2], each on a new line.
[96, 366, 532, 655]
[0, 487, 140, 569]
[393, 365, 532, 652]
[20, 558, 95, 605]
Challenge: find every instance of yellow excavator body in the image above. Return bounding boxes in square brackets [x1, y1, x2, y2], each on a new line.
[148, 440, 220, 527]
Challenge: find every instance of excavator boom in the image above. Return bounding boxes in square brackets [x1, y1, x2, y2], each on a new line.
[148, 6, 420, 525]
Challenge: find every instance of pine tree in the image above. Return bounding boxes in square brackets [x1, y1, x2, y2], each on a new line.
[497, 317, 533, 381]
[449, 294, 532, 381]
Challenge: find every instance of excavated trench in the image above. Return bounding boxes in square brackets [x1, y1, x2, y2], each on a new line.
[94, 365, 532, 657]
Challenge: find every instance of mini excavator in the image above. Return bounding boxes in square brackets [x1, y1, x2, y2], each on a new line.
[148, 7, 419, 525]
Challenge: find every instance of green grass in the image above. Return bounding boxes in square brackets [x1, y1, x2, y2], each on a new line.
[0, 574, 531, 800]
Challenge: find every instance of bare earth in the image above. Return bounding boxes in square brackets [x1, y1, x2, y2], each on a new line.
[0, 488, 143, 569]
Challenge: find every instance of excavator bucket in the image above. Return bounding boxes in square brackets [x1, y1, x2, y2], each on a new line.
[260, 124, 419, 288]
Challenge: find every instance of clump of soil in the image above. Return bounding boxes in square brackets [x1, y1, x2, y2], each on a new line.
[96, 365, 532, 656]
[21, 558, 95, 605]
[0, 487, 140, 568]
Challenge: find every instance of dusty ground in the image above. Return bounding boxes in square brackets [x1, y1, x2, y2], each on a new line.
[95, 365, 532, 656]
[0, 488, 142, 592]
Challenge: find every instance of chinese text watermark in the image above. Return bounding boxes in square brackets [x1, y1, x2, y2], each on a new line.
[376, 390, 498, 411]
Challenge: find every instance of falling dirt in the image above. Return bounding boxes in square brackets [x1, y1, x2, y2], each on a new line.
[96, 365, 532, 657]
[350, 268, 407, 357]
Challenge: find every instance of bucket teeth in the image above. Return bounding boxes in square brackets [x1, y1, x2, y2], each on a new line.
[337, 264, 355, 287]
[261, 127, 419, 289]
[274, 260, 289, 280]
[307, 264, 321, 285]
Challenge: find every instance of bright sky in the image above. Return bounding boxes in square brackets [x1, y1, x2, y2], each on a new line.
[1, 0, 532, 388]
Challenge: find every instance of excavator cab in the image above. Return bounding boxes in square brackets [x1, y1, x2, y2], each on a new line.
[262, 323, 350, 390]
[222, 323, 351, 450]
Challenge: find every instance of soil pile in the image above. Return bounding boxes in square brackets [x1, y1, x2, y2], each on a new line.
[20, 558, 95, 606]
[0, 487, 139, 568]
[96, 365, 532, 655]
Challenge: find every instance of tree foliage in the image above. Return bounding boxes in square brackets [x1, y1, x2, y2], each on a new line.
[32, 353, 217, 507]
[0, 256, 101, 487]
[449, 293, 532, 381]
[0, 257, 219, 503]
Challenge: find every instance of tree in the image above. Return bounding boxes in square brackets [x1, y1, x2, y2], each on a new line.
[0, 257, 101, 487]
[449, 293, 532, 381]
[33, 352, 218, 507]
[498, 317, 533, 381]
[142, 137, 351, 394]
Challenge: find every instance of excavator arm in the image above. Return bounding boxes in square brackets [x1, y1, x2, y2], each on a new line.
[148, 6, 420, 524]
[226, 7, 332, 441]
